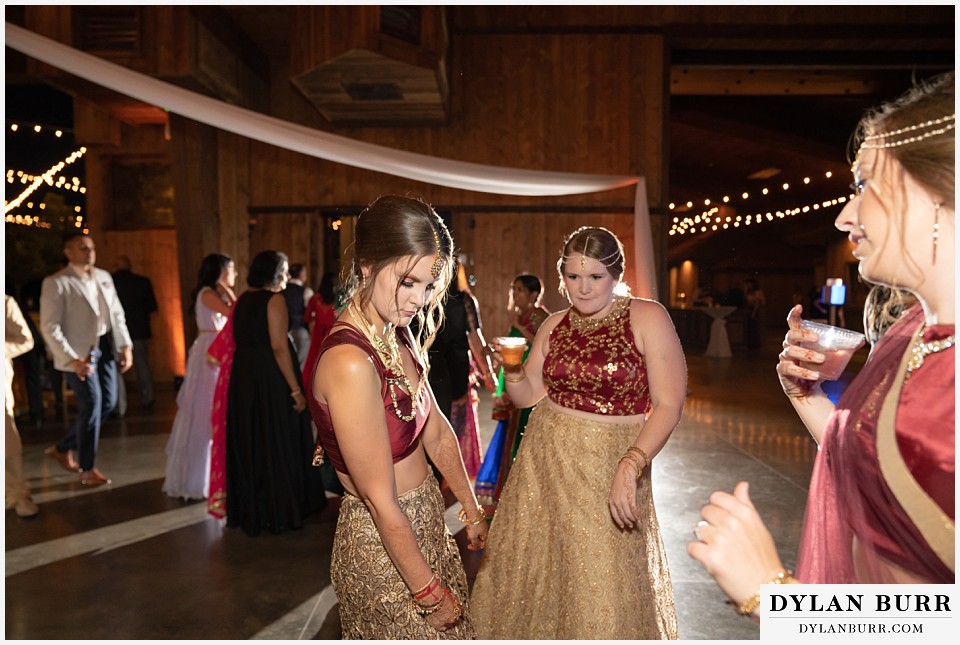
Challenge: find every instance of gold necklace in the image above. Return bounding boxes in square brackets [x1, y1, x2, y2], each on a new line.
[348, 300, 421, 421]
[568, 295, 628, 333]
[905, 325, 955, 377]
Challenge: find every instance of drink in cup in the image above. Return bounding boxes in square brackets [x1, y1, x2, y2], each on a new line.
[798, 320, 866, 381]
[495, 337, 528, 368]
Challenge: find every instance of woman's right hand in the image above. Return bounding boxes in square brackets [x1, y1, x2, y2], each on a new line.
[424, 588, 464, 632]
[488, 339, 505, 373]
[776, 305, 826, 400]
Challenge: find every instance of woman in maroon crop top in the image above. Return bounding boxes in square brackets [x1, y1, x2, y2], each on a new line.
[305, 195, 487, 639]
[470, 226, 687, 639]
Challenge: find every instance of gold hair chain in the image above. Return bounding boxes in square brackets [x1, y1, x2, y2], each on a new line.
[859, 114, 955, 151]
[430, 228, 444, 278]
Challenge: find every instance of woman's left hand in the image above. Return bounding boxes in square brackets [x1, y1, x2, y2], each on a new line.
[608, 460, 641, 529]
[291, 391, 306, 412]
[465, 519, 489, 551]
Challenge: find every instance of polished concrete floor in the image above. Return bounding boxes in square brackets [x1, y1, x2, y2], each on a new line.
[4, 331, 867, 640]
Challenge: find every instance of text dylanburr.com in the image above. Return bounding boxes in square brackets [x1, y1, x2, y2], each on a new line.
[761, 584, 955, 643]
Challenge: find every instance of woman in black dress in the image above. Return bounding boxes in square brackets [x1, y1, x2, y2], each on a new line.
[226, 250, 325, 536]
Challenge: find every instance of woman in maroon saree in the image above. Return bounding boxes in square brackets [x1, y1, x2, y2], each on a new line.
[687, 72, 955, 617]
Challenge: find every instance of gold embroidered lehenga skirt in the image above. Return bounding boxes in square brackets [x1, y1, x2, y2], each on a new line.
[332, 472, 476, 639]
[470, 404, 678, 639]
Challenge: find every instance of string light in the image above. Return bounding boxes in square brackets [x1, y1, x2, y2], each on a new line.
[6, 119, 74, 138]
[5, 147, 87, 214]
[5, 213, 53, 228]
[7, 168, 87, 193]
[667, 169, 845, 236]
[669, 193, 851, 236]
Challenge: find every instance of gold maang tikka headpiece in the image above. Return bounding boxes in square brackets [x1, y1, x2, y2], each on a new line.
[430, 227, 444, 278]
[567, 246, 623, 270]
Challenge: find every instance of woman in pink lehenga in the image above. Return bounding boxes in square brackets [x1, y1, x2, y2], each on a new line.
[688, 72, 955, 619]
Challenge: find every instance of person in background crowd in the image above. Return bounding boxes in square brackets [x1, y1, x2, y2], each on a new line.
[283, 262, 312, 368]
[688, 71, 954, 620]
[471, 226, 686, 639]
[302, 271, 340, 389]
[743, 278, 766, 349]
[306, 195, 486, 638]
[40, 233, 134, 486]
[112, 256, 159, 415]
[6, 294, 39, 518]
[475, 273, 550, 510]
[18, 278, 64, 425]
[162, 253, 236, 501]
[225, 250, 326, 536]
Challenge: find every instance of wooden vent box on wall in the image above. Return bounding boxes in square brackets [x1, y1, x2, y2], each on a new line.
[289, 6, 450, 127]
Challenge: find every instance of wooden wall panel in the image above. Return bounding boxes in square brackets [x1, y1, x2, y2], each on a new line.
[241, 32, 665, 320]
[216, 130, 251, 276]
[94, 229, 184, 380]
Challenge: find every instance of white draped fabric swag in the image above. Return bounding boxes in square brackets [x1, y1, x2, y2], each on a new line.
[5, 22, 657, 299]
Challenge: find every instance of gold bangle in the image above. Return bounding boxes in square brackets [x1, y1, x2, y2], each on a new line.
[736, 569, 796, 616]
[618, 454, 643, 480]
[457, 507, 485, 525]
[503, 369, 526, 383]
[626, 446, 650, 470]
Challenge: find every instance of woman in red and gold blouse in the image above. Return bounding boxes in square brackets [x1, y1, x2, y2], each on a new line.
[688, 72, 954, 619]
[305, 195, 487, 639]
[470, 226, 687, 639]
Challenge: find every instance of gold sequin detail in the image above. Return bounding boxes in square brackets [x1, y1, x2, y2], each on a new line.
[544, 296, 651, 416]
[471, 404, 678, 639]
[332, 473, 475, 639]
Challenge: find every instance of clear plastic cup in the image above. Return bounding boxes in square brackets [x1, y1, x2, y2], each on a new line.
[494, 337, 528, 367]
[798, 320, 866, 380]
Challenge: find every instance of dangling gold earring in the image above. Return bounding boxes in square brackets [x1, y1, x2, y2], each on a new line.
[932, 202, 942, 265]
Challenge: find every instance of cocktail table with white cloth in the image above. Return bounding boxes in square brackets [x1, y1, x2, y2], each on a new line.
[697, 306, 737, 358]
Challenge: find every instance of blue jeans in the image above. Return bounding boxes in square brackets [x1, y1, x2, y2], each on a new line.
[59, 335, 118, 471]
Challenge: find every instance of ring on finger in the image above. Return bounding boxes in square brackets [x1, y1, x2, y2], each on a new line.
[693, 520, 708, 541]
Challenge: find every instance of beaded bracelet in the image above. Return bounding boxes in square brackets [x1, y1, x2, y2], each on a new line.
[737, 569, 796, 616]
[415, 587, 448, 616]
[457, 507, 486, 525]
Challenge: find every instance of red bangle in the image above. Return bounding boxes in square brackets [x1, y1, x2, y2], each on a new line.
[413, 576, 441, 602]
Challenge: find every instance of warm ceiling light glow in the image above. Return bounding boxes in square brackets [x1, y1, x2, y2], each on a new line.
[762, 188, 769, 195]
[782, 183, 790, 190]
[825, 171, 833, 178]
[723, 196, 730, 203]
[803, 177, 810, 184]
[686, 201, 693, 208]
[10, 124, 18, 132]
[741, 192, 749, 199]
[669, 203, 675, 209]
[33, 125, 41, 133]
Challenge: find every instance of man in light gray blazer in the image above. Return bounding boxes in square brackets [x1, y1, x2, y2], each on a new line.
[40, 233, 133, 486]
